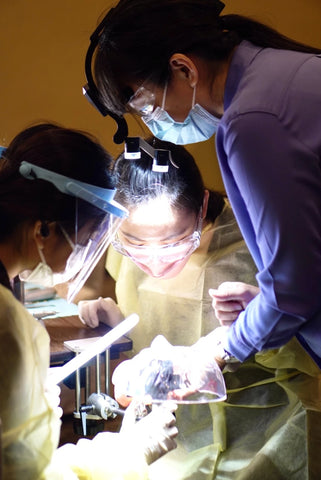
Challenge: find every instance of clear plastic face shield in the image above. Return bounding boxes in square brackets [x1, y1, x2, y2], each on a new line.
[19, 161, 128, 302]
[54, 212, 121, 302]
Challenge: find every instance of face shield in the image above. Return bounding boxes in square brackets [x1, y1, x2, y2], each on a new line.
[19, 161, 128, 302]
[54, 213, 122, 302]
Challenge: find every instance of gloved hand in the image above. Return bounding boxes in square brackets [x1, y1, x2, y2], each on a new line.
[192, 326, 241, 372]
[209, 282, 260, 326]
[120, 399, 178, 465]
[78, 296, 124, 328]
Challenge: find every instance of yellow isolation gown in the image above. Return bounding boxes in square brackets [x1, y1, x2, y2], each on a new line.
[106, 201, 321, 479]
[0, 282, 150, 480]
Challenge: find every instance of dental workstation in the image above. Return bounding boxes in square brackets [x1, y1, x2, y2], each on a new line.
[1, 0, 321, 479]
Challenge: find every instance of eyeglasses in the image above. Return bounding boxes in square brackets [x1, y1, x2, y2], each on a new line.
[112, 210, 203, 264]
[127, 86, 156, 117]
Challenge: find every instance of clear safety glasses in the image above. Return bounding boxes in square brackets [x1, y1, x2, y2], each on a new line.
[19, 161, 128, 302]
[112, 210, 203, 265]
[127, 86, 156, 117]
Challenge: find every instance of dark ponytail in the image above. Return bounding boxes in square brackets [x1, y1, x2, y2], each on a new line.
[220, 14, 321, 53]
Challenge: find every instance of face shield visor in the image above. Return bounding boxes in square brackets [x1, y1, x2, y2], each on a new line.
[19, 161, 128, 302]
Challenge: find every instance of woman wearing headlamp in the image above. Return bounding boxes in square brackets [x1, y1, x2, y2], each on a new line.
[0, 123, 178, 479]
[85, 2, 321, 475]
[86, 0, 321, 368]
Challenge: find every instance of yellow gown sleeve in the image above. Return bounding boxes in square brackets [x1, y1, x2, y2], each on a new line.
[0, 285, 60, 480]
[44, 431, 149, 480]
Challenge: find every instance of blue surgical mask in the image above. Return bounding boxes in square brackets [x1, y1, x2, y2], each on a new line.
[142, 84, 220, 145]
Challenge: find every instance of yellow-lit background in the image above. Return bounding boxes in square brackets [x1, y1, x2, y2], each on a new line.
[1, 0, 321, 192]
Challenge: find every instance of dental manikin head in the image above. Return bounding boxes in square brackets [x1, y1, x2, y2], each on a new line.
[112, 138, 225, 279]
[0, 123, 127, 301]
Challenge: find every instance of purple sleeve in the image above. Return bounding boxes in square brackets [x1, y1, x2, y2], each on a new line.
[216, 112, 321, 360]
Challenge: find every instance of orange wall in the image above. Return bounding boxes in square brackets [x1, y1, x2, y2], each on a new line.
[0, 0, 320, 191]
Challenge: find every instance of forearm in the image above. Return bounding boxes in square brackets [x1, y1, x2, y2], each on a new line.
[225, 293, 308, 361]
[218, 113, 321, 359]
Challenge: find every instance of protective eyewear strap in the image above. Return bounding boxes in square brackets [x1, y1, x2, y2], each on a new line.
[59, 224, 76, 250]
[161, 82, 168, 109]
[37, 244, 47, 264]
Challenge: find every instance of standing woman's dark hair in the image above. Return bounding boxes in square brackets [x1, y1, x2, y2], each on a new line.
[92, 0, 321, 117]
[113, 137, 225, 222]
[0, 123, 114, 243]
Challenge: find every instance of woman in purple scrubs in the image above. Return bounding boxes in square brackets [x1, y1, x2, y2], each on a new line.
[84, 0, 321, 371]
[82, 2, 321, 475]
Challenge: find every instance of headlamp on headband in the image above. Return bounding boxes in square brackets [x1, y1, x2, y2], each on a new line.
[83, 0, 225, 145]
[214, 0, 225, 15]
[83, 8, 128, 145]
[124, 137, 178, 173]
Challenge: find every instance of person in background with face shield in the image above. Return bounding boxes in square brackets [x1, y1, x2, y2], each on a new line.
[79, 139, 319, 479]
[0, 124, 178, 480]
